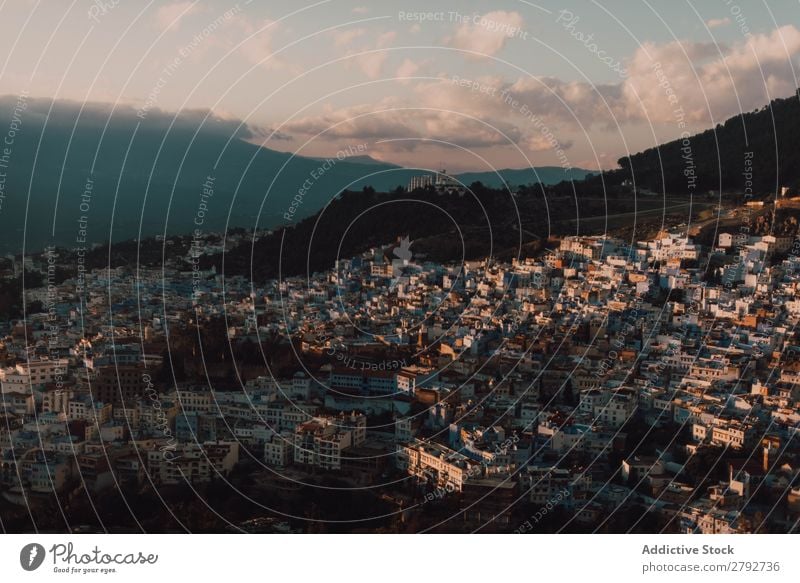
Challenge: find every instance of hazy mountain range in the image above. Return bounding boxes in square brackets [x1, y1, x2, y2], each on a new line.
[0, 97, 593, 253]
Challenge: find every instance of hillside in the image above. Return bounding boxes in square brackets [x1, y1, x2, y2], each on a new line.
[208, 184, 681, 283]
[617, 92, 800, 195]
[214, 92, 800, 282]
[0, 96, 591, 254]
[4, 90, 797, 261]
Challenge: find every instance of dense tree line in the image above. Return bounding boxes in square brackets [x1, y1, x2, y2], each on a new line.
[211, 183, 629, 282]
[617, 93, 800, 195]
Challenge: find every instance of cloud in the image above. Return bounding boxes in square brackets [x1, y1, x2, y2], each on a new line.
[396, 58, 420, 81]
[0, 95, 280, 142]
[235, 19, 280, 68]
[508, 76, 627, 124]
[377, 31, 397, 48]
[26, 20, 782, 168]
[339, 30, 397, 79]
[211, 14, 298, 73]
[440, 25, 800, 128]
[333, 28, 366, 48]
[706, 17, 731, 29]
[155, 1, 199, 32]
[623, 25, 800, 123]
[421, 111, 522, 148]
[444, 11, 526, 57]
[282, 20, 800, 158]
[286, 101, 419, 141]
[524, 133, 573, 152]
[621, 40, 721, 123]
[245, 124, 293, 142]
[354, 52, 388, 79]
[282, 71, 603, 155]
[282, 24, 800, 166]
[284, 85, 524, 151]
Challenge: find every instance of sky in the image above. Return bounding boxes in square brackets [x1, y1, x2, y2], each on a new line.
[1, 0, 799, 172]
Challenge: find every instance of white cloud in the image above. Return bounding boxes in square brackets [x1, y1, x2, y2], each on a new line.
[0, 95, 271, 140]
[282, 25, 800, 161]
[286, 100, 418, 141]
[524, 133, 573, 152]
[333, 28, 366, 48]
[707, 17, 731, 29]
[354, 52, 388, 79]
[624, 25, 800, 123]
[155, 1, 198, 32]
[340, 30, 397, 79]
[445, 11, 525, 57]
[285, 80, 522, 151]
[396, 58, 420, 81]
[210, 15, 297, 73]
[377, 31, 397, 48]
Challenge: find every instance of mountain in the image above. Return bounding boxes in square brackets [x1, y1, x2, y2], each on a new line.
[206, 182, 651, 283]
[6, 89, 795, 257]
[0, 98, 412, 254]
[212, 90, 800, 283]
[521, 91, 800, 203]
[0, 97, 591, 254]
[616, 92, 800, 194]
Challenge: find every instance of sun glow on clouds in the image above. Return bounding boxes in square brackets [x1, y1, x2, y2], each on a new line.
[284, 22, 800, 167]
